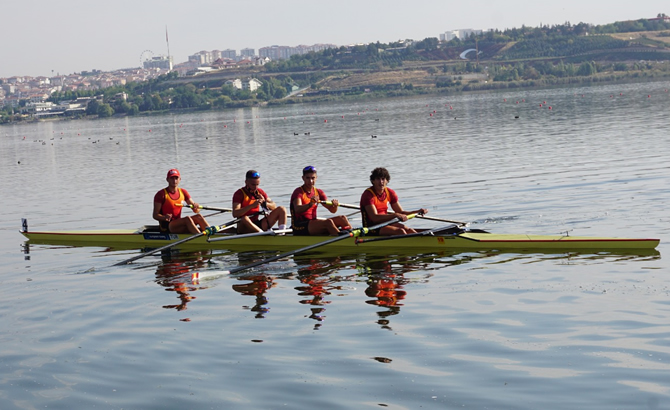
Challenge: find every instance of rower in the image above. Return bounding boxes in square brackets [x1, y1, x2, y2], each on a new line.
[153, 169, 209, 234]
[290, 165, 351, 236]
[232, 170, 287, 234]
[360, 167, 428, 236]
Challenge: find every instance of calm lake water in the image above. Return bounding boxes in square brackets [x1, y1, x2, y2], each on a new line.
[1, 81, 669, 409]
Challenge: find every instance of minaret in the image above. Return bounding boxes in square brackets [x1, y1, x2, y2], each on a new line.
[166, 26, 173, 71]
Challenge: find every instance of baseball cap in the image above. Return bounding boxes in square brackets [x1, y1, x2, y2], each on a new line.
[167, 169, 181, 178]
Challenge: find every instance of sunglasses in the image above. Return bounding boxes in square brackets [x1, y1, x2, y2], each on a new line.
[248, 172, 260, 178]
[303, 166, 317, 173]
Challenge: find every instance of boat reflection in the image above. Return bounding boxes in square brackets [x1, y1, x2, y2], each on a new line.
[149, 246, 660, 324]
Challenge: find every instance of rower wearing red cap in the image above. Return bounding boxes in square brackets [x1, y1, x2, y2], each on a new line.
[152, 169, 209, 234]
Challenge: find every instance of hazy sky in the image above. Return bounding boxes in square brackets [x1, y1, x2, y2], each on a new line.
[1, 0, 667, 78]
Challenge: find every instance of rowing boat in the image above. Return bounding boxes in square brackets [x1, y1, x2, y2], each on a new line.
[20, 222, 660, 252]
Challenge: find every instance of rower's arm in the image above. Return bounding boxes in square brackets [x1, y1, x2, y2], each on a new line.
[293, 196, 317, 214]
[391, 202, 427, 216]
[264, 197, 277, 211]
[232, 201, 250, 218]
[364, 203, 401, 223]
[153, 201, 171, 222]
[185, 198, 201, 213]
[322, 198, 339, 214]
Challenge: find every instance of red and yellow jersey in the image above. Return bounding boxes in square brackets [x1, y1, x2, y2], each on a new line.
[232, 187, 268, 221]
[290, 186, 327, 222]
[360, 187, 398, 227]
[154, 188, 190, 220]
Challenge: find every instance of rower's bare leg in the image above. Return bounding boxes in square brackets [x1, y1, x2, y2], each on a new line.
[379, 223, 411, 236]
[264, 206, 287, 230]
[331, 215, 351, 230]
[192, 214, 209, 231]
[169, 217, 200, 234]
[308, 219, 340, 235]
[238, 216, 263, 234]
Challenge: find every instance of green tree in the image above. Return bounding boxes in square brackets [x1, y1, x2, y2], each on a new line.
[97, 103, 114, 117]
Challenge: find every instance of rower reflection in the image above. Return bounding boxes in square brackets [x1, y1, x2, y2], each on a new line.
[356, 254, 430, 330]
[232, 275, 277, 318]
[155, 252, 211, 315]
[295, 256, 342, 329]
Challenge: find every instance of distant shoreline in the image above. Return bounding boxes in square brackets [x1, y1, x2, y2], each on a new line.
[3, 74, 670, 126]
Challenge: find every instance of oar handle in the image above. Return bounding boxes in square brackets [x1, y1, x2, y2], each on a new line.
[331, 202, 466, 226]
[177, 203, 233, 213]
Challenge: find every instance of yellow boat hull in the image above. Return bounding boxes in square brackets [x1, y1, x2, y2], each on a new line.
[20, 228, 660, 252]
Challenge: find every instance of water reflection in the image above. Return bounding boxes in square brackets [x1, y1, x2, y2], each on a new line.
[149, 246, 660, 324]
[232, 275, 276, 318]
[154, 251, 212, 319]
[295, 256, 342, 329]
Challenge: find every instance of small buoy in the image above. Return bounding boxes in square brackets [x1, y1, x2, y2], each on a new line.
[324, 120, 327, 123]
[548, 106, 552, 110]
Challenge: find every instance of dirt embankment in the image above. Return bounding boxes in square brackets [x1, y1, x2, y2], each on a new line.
[319, 69, 487, 90]
[609, 30, 670, 46]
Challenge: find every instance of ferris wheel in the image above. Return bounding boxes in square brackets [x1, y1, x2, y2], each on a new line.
[140, 50, 154, 67]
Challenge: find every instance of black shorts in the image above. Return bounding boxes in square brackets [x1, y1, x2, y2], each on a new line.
[292, 220, 311, 236]
[159, 221, 170, 233]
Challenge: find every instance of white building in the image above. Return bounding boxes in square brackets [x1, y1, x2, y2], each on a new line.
[243, 78, 262, 92]
[225, 79, 243, 90]
[143, 55, 173, 71]
[440, 29, 483, 41]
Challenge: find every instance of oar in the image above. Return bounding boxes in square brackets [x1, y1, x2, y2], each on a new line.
[355, 224, 464, 245]
[322, 201, 467, 226]
[113, 217, 241, 266]
[207, 228, 292, 242]
[190, 214, 417, 281]
[178, 203, 233, 213]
